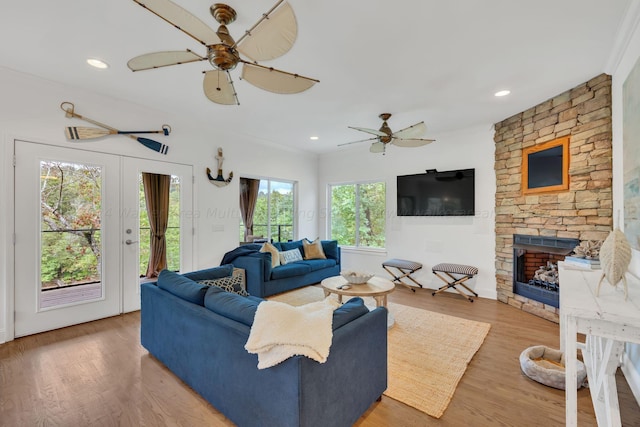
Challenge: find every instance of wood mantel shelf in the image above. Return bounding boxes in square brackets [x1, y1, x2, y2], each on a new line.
[559, 262, 640, 426]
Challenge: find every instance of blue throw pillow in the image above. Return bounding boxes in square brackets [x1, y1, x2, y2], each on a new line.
[279, 248, 303, 265]
[157, 270, 209, 306]
[321, 240, 339, 260]
[204, 286, 260, 326]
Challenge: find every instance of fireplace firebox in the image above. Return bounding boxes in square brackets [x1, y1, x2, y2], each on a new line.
[512, 234, 579, 308]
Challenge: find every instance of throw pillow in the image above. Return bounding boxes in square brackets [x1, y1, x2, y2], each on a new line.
[198, 274, 249, 296]
[260, 241, 281, 268]
[303, 238, 327, 260]
[279, 248, 303, 265]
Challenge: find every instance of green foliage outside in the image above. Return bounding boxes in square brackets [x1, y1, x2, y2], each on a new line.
[39, 163, 182, 289]
[40, 161, 102, 288]
[330, 182, 386, 248]
[240, 180, 294, 242]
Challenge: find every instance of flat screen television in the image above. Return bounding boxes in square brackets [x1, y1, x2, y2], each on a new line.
[397, 168, 475, 216]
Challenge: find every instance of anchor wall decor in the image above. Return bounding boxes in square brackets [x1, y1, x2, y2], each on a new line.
[207, 147, 233, 187]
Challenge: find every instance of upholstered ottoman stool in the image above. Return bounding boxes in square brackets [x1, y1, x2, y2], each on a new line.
[431, 263, 479, 302]
[382, 258, 424, 292]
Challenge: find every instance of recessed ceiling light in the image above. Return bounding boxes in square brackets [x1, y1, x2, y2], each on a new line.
[87, 58, 109, 69]
[494, 90, 511, 97]
[309, 136, 319, 140]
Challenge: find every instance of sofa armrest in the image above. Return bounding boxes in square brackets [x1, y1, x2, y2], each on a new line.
[231, 253, 270, 296]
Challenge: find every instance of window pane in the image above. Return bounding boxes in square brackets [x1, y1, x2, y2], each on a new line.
[40, 161, 102, 308]
[358, 182, 386, 248]
[269, 181, 294, 242]
[330, 184, 356, 246]
[139, 174, 181, 276]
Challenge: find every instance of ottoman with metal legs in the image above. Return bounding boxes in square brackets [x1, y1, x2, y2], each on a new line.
[431, 263, 479, 302]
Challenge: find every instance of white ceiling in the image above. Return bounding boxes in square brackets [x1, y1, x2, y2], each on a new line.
[0, 0, 633, 154]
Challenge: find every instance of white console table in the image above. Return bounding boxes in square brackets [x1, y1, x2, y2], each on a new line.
[559, 262, 640, 426]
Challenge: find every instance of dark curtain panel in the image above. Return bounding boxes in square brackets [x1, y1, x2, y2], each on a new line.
[239, 177, 260, 241]
[142, 172, 171, 278]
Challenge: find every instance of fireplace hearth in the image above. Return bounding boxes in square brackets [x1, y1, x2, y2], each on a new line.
[512, 234, 579, 308]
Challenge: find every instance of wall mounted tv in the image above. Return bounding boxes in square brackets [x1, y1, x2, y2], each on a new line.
[397, 168, 475, 216]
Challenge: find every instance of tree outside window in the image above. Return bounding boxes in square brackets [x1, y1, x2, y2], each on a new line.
[240, 179, 295, 242]
[330, 181, 386, 248]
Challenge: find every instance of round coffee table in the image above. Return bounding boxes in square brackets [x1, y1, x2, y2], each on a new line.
[320, 275, 396, 328]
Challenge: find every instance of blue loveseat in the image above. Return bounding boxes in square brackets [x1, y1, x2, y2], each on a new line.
[222, 240, 341, 298]
[140, 265, 388, 427]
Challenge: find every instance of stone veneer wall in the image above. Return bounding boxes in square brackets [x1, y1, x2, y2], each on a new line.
[494, 73, 613, 323]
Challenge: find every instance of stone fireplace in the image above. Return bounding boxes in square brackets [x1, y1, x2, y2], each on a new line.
[512, 234, 579, 308]
[494, 74, 613, 323]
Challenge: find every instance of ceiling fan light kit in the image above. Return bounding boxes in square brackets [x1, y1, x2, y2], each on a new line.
[129, 0, 318, 105]
[340, 113, 436, 154]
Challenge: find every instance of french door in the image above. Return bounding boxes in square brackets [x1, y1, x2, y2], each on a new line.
[13, 140, 193, 337]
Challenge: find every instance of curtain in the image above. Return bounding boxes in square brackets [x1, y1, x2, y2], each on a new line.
[142, 172, 171, 278]
[240, 178, 260, 241]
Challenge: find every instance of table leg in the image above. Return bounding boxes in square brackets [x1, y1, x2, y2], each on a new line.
[565, 315, 578, 427]
[373, 295, 386, 307]
[323, 289, 330, 298]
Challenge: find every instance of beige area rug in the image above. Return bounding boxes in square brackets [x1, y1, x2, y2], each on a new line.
[268, 286, 491, 418]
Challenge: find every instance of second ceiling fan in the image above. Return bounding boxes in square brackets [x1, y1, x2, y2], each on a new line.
[340, 113, 436, 154]
[128, 0, 319, 105]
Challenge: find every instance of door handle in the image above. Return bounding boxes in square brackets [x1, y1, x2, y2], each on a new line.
[125, 239, 138, 245]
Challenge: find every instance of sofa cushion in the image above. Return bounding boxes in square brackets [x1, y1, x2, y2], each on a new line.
[299, 259, 337, 272]
[157, 269, 209, 306]
[332, 297, 370, 330]
[280, 240, 304, 253]
[259, 242, 281, 268]
[183, 264, 234, 282]
[270, 262, 312, 280]
[198, 274, 249, 296]
[204, 286, 260, 326]
[279, 248, 303, 265]
[321, 240, 339, 261]
[303, 238, 327, 260]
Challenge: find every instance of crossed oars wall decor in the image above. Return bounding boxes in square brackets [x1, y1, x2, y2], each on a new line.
[60, 102, 170, 154]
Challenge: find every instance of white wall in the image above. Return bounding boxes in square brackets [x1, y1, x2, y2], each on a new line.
[610, 5, 640, 403]
[0, 66, 319, 343]
[318, 125, 496, 299]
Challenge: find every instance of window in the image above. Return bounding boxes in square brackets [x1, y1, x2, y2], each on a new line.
[139, 174, 181, 276]
[329, 181, 386, 248]
[240, 178, 295, 243]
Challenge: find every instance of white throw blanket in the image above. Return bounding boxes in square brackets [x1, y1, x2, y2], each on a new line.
[245, 297, 340, 369]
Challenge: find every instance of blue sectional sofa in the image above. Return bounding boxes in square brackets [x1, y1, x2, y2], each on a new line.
[140, 265, 387, 427]
[222, 239, 341, 297]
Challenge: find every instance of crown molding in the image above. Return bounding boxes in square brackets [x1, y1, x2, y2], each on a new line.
[605, 1, 640, 74]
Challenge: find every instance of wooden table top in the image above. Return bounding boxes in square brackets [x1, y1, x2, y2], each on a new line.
[320, 275, 395, 298]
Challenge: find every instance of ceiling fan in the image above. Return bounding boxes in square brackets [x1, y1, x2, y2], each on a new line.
[339, 113, 435, 154]
[128, 0, 319, 105]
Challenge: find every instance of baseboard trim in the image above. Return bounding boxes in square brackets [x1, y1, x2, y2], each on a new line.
[0, 328, 6, 344]
[621, 351, 640, 406]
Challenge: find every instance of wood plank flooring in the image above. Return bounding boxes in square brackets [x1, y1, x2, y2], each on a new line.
[1, 286, 639, 426]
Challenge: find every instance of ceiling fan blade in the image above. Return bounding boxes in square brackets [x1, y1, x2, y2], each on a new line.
[241, 63, 317, 94]
[337, 137, 377, 147]
[392, 121, 427, 139]
[127, 50, 205, 71]
[370, 142, 385, 153]
[236, 1, 297, 61]
[348, 126, 387, 137]
[203, 70, 239, 105]
[391, 137, 435, 148]
[132, 0, 220, 46]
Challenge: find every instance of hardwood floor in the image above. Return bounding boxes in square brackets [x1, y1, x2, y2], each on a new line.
[1, 286, 639, 426]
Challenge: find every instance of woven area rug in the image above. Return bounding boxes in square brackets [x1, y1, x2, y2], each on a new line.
[268, 286, 491, 418]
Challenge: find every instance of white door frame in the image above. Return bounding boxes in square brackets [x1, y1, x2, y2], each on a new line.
[1, 137, 194, 341]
